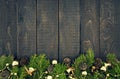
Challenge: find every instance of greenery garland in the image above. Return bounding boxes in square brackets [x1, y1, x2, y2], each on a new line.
[0, 48, 120, 79]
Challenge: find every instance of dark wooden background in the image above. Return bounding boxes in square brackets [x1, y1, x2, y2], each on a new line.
[0, 0, 120, 61]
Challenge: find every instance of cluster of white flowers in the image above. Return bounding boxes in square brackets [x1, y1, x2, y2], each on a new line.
[66, 67, 76, 79]
[11, 72, 17, 76]
[100, 63, 111, 72]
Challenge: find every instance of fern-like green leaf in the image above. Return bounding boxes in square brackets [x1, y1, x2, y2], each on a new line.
[86, 48, 94, 67]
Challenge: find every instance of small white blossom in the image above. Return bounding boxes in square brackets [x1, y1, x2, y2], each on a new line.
[100, 66, 106, 72]
[11, 73, 14, 75]
[25, 67, 36, 76]
[69, 76, 76, 79]
[52, 60, 57, 65]
[106, 73, 110, 77]
[66, 68, 71, 73]
[56, 75, 59, 77]
[29, 67, 36, 73]
[45, 71, 48, 74]
[82, 71, 87, 76]
[69, 76, 73, 79]
[14, 73, 17, 75]
[6, 63, 9, 66]
[12, 61, 19, 66]
[104, 63, 111, 67]
[45, 75, 53, 79]
[66, 67, 74, 73]
[114, 75, 117, 77]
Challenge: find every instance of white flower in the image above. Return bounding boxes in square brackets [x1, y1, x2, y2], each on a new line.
[56, 75, 59, 77]
[69, 76, 76, 79]
[66, 67, 75, 73]
[69, 76, 73, 79]
[106, 73, 110, 77]
[52, 60, 57, 65]
[66, 68, 71, 73]
[45, 75, 53, 79]
[82, 71, 87, 76]
[45, 71, 48, 74]
[6, 63, 9, 66]
[11, 73, 14, 75]
[14, 73, 17, 75]
[12, 61, 19, 66]
[29, 67, 36, 73]
[100, 66, 106, 72]
[25, 67, 36, 76]
[104, 63, 111, 67]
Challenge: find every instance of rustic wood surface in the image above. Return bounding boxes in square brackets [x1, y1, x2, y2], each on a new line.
[0, 0, 17, 56]
[17, 0, 36, 57]
[100, 0, 117, 58]
[59, 0, 80, 61]
[37, 0, 58, 60]
[80, 0, 100, 57]
[0, 0, 4, 55]
[115, 0, 120, 59]
[0, 0, 120, 60]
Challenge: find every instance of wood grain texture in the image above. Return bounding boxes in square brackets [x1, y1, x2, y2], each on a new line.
[0, 0, 3, 54]
[114, 0, 120, 59]
[17, 0, 36, 57]
[37, 0, 58, 60]
[81, 0, 100, 57]
[100, 0, 117, 58]
[59, 0, 80, 61]
[0, 0, 17, 56]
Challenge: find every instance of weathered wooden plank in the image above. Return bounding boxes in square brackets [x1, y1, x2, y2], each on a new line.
[81, 0, 100, 57]
[37, 0, 58, 59]
[114, 0, 120, 59]
[59, 0, 80, 61]
[17, 0, 36, 57]
[100, 0, 117, 58]
[0, 0, 17, 56]
[0, 0, 3, 54]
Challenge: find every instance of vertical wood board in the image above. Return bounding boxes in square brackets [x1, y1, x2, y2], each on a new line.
[37, 0, 58, 60]
[17, 0, 36, 57]
[59, 0, 80, 61]
[81, 0, 100, 57]
[100, 0, 117, 58]
[0, 0, 17, 56]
